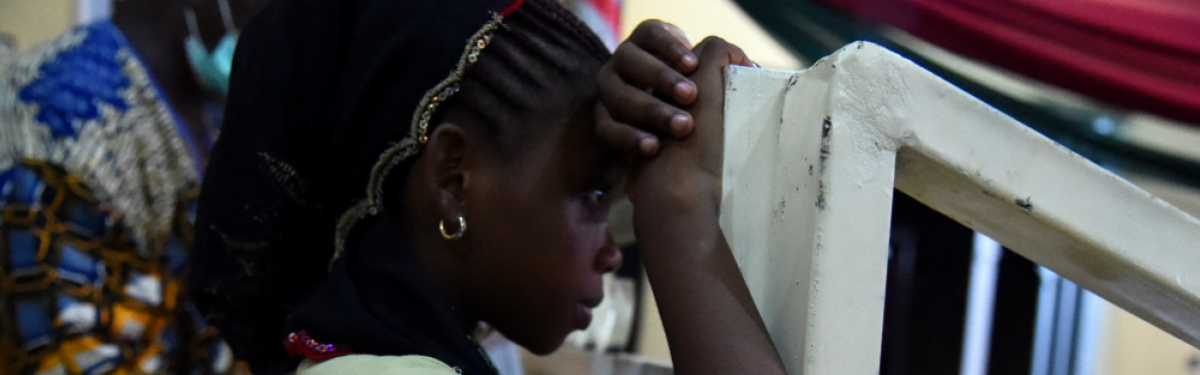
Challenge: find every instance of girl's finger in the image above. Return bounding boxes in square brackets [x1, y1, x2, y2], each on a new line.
[599, 63, 695, 139]
[661, 23, 693, 56]
[612, 41, 697, 105]
[595, 105, 661, 157]
[629, 20, 698, 74]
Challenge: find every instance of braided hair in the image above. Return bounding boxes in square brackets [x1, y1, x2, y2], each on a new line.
[381, 0, 611, 206]
[447, 0, 610, 153]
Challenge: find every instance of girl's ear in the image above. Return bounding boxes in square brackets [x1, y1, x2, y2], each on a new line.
[424, 122, 471, 222]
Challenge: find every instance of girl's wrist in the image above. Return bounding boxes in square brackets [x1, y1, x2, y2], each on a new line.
[633, 191, 722, 251]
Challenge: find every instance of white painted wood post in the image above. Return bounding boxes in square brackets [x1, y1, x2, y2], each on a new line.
[720, 42, 1200, 375]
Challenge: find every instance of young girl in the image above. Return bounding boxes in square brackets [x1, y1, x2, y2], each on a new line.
[190, 0, 786, 374]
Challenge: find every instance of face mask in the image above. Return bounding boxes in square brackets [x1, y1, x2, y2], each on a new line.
[185, 32, 237, 95]
[184, 0, 237, 96]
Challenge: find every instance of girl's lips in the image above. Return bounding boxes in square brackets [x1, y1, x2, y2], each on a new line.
[576, 303, 594, 329]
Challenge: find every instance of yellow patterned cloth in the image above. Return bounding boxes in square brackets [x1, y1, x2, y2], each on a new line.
[1, 22, 235, 375]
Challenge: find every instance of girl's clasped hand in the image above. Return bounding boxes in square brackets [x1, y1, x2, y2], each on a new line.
[594, 21, 789, 375]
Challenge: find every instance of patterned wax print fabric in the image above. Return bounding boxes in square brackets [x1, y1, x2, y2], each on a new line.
[0, 22, 235, 375]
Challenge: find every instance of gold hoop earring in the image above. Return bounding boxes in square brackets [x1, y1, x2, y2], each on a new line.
[439, 216, 466, 240]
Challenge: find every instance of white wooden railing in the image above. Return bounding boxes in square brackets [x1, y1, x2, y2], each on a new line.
[720, 42, 1200, 375]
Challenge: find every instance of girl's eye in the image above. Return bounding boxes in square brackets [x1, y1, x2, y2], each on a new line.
[585, 189, 606, 208]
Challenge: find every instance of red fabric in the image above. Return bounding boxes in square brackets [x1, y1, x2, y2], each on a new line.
[586, 0, 622, 27]
[580, 0, 623, 48]
[500, 0, 525, 16]
[284, 331, 356, 361]
[819, 0, 1200, 124]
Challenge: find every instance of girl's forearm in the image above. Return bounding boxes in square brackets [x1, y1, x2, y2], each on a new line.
[639, 215, 786, 375]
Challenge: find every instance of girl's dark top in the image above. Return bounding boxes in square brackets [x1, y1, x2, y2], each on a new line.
[189, 0, 514, 374]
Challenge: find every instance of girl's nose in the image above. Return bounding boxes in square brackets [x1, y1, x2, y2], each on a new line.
[595, 230, 624, 274]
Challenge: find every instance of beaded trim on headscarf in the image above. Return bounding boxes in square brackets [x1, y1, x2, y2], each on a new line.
[330, 12, 508, 268]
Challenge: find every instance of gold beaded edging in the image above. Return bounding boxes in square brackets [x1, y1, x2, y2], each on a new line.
[330, 13, 505, 268]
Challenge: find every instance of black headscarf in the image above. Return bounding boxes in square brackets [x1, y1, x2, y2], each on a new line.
[190, 0, 521, 373]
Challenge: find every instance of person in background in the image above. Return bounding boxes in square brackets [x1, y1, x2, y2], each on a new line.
[0, 0, 267, 374]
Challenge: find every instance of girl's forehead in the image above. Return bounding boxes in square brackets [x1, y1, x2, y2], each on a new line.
[502, 108, 619, 186]
[558, 115, 623, 182]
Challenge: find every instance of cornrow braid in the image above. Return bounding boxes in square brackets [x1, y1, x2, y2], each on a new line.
[378, 0, 611, 209]
[524, 0, 610, 59]
[448, 0, 612, 154]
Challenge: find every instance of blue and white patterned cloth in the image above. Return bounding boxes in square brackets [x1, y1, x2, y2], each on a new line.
[0, 22, 235, 375]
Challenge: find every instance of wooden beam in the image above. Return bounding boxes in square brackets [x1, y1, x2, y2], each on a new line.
[720, 42, 1200, 375]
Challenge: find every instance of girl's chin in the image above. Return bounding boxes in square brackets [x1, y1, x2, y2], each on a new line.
[520, 336, 568, 356]
[514, 326, 574, 355]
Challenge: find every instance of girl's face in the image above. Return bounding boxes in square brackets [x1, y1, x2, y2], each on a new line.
[460, 103, 626, 354]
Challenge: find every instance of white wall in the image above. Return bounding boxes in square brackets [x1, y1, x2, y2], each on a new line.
[1092, 301, 1200, 375]
[0, 0, 75, 51]
[620, 0, 802, 70]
